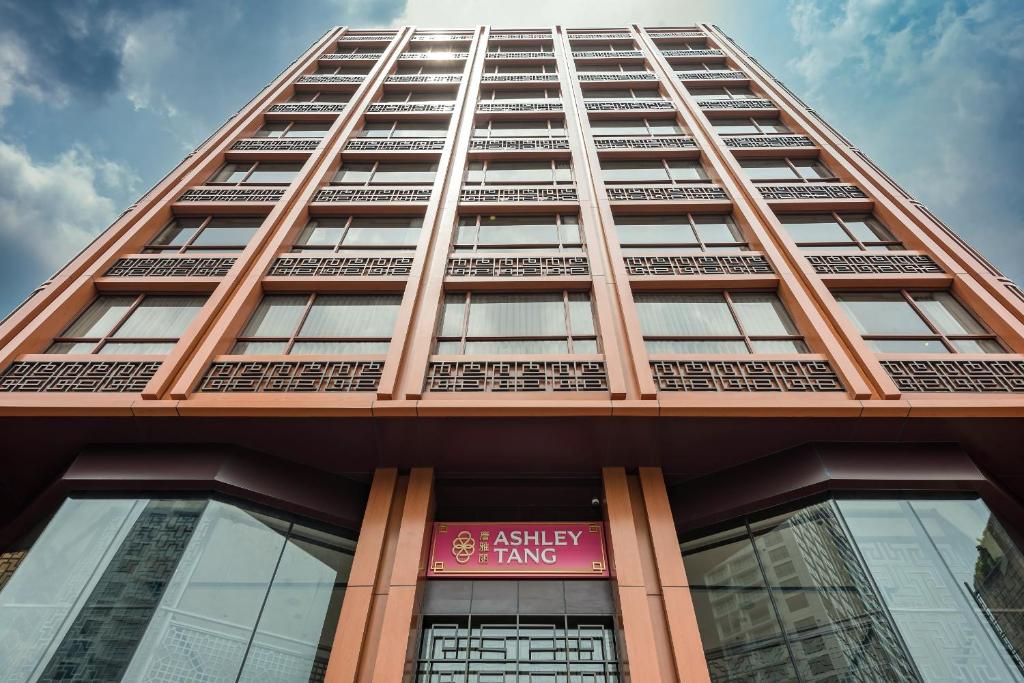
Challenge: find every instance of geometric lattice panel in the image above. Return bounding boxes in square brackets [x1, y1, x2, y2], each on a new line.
[476, 102, 564, 113]
[395, 53, 469, 61]
[648, 31, 705, 38]
[882, 360, 1024, 393]
[806, 253, 943, 275]
[568, 32, 630, 40]
[490, 32, 551, 40]
[296, 75, 365, 85]
[651, 359, 846, 392]
[178, 188, 286, 203]
[0, 361, 161, 392]
[481, 74, 560, 83]
[585, 101, 676, 112]
[230, 139, 322, 151]
[572, 50, 643, 59]
[446, 255, 590, 277]
[606, 185, 728, 201]
[268, 104, 348, 114]
[105, 256, 236, 278]
[268, 255, 413, 277]
[579, 73, 658, 82]
[484, 51, 555, 59]
[425, 360, 608, 392]
[661, 48, 724, 57]
[469, 138, 570, 152]
[724, 135, 815, 149]
[460, 187, 578, 203]
[385, 75, 463, 84]
[345, 139, 446, 152]
[676, 70, 747, 80]
[197, 361, 383, 392]
[320, 53, 384, 61]
[313, 187, 433, 203]
[698, 99, 775, 110]
[593, 137, 696, 151]
[624, 254, 773, 276]
[758, 184, 868, 200]
[367, 103, 455, 114]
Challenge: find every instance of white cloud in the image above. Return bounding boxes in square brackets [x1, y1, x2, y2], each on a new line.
[392, 0, 736, 28]
[0, 141, 138, 270]
[119, 10, 187, 118]
[0, 33, 69, 113]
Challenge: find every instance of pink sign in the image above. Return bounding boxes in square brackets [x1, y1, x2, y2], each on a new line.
[428, 522, 609, 578]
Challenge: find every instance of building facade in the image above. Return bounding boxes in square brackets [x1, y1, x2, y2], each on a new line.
[0, 23, 1023, 682]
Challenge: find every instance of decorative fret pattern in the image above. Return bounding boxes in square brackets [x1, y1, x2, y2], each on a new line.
[662, 49, 724, 58]
[572, 50, 643, 59]
[758, 184, 868, 200]
[231, 138, 321, 151]
[624, 254, 772, 276]
[489, 32, 551, 40]
[648, 31, 705, 39]
[568, 32, 631, 40]
[469, 137, 570, 151]
[606, 185, 728, 201]
[481, 73, 560, 83]
[198, 361, 384, 392]
[313, 187, 433, 203]
[268, 255, 413, 277]
[882, 360, 1024, 393]
[105, 256, 236, 278]
[579, 73, 658, 82]
[345, 138, 446, 151]
[177, 187, 285, 203]
[425, 360, 609, 392]
[339, 34, 395, 42]
[806, 253, 943, 275]
[446, 255, 590, 277]
[476, 102, 564, 112]
[484, 51, 555, 59]
[724, 135, 814, 148]
[269, 103, 347, 113]
[385, 75, 462, 84]
[584, 100, 675, 111]
[698, 99, 775, 109]
[398, 52, 469, 60]
[0, 361, 161, 392]
[320, 52, 383, 60]
[675, 70, 747, 80]
[297, 75, 364, 84]
[593, 136, 695, 150]
[367, 102, 455, 113]
[412, 34, 472, 41]
[460, 187, 579, 203]
[651, 360, 845, 392]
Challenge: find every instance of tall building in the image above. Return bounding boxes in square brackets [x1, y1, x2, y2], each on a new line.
[0, 23, 1023, 682]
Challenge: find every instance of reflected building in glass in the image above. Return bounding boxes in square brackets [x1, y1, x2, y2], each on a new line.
[0, 24, 1023, 683]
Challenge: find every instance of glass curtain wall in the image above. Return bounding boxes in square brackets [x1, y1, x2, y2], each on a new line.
[682, 496, 1024, 682]
[0, 496, 356, 683]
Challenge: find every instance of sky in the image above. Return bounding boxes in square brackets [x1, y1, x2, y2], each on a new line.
[0, 0, 1021, 317]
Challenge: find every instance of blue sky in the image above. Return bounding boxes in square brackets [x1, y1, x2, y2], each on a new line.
[0, 0, 1021, 316]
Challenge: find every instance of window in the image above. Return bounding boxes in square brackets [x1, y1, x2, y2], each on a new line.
[436, 292, 598, 354]
[601, 159, 707, 183]
[465, 159, 572, 185]
[836, 291, 1004, 354]
[379, 90, 457, 103]
[572, 42, 636, 53]
[253, 121, 331, 139]
[488, 43, 551, 53]
[583, 87, 663, 100]
[292, 216, 421, 252]
[779, 213, 901, 251]
[358, 120, 449, 138]
[0, 496, 356, 681]
[145, 217, 262, 253]
[682, 496, 1024, 681]
[474, 119, 565, 138]
[232, 293, 401, 354]
[486, 63, 557, 74]
[711, 117, 790, 135]
[455, 214, 582, 252]
[738, 157, 835, 182]
[658, 40, 707, 52]
[394, 63, 463, 75]
[313, 65, 369, 76]
[47, 294, 205, 355]
[589, 117, 683, 136]
[333, 161, 438, 185]
[575, 62, 650, 73]
[288, 91, 350, 104]
[333, 47, 383, 56]
[210, 161, 303, 185]
[483, 88, 559, 101]
[675, 61, 726, 72]
[615, 214, 746, 252]
[687, 85, 759, 101]
[634, 292, 807, 354]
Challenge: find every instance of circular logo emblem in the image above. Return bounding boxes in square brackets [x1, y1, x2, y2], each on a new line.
[452, 530, 475, 564]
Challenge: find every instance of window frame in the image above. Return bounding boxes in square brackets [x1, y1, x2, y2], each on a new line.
[143, 216, 263, 254]
[738, 156, 838, 183]
[636, 291, 808, 354]
[589, 116, 684, 137]
[836, 289, 1005, 355]
[582, 86, 665, 101]
[332, 160, 439, 186]
[377, 89, 458, 104]
[575, 61, 652, 74]
[288, 90, 350, 104]
[453, 213, 583, 253]
[209, 161, 303, 186]
[482, 88, 561, 102]
[485, 63, 558, 74]
[473, 118, 566, 139]
[600, 158, 708, 184]
[291, 216, 422, 253]
[252, 121, 331, 139]
[710, 117, 791, 135]
[614, 213, 748, 252]
[464, 158, 574, 186]
[778, 212, 902, 251]
[687, 85, 759, 101]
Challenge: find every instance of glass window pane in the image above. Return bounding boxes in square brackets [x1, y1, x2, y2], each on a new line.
[245, 163, 302, 184]
[97, 341, 176, 355]
[476, 215, 560, 245]
[730, 293, 798, 336]
[601, 160, 667, 183]
[484, 161, 554, 183]
[840, 215, 895, 242]
[284, 123, 330, 138]
[232, 341, 288, 354]
[590, 119, 650, 136]
[648, 119, 683, 135]
[114, 296, 205, 339]
[568, 293, 595, 337]
[296, 219, 346, 247]
[360, 122, 395, 138]
[634, 293, 739, 337]
[190, 218, 261, 248]
[290, 341, 391, 354]
[792, 159, 832, 179]
[393, 121, 449, 138]
[372, 162, 437, 183]
[334, 162, 374, 184]
[299, 295, 400, 338]
[687, 87, 729, 100]
[150, 218, 204, 247]
[667, 160, 707, 181]
[253, 122, 289, 138]
[867, 338, 949, 353]
[46, 341, 97, 354]
[712, 119, 761, 134]
[466, 293, 566, 337]
[439, 294, 466, 338]
[464, 340, 568, 354]
[645, 340, 748, 354]
[779, 214, 850, 243]
[836, 293, 932, 335]
[750, 339, 808, 353]
[62, 296, 136, 338]
[692, 215, 742, 243]
[616, 215, 695, 245]
[631, 89, 662, 99]
[241, 295, 309, 337]
[912, 292, 988, 335]
[757, 119, 790, 133]
[343, 216, 421, 247]
[739, 159, 797, 180]
[952, 338, 1003, 353]
[212, 163, 249, 183]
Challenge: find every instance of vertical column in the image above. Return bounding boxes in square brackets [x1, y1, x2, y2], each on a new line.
[370, 467, 435, 682]
[324, 468, 398, 683]
[602, 467, 666, 682]
[639, 468, 710, 682]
